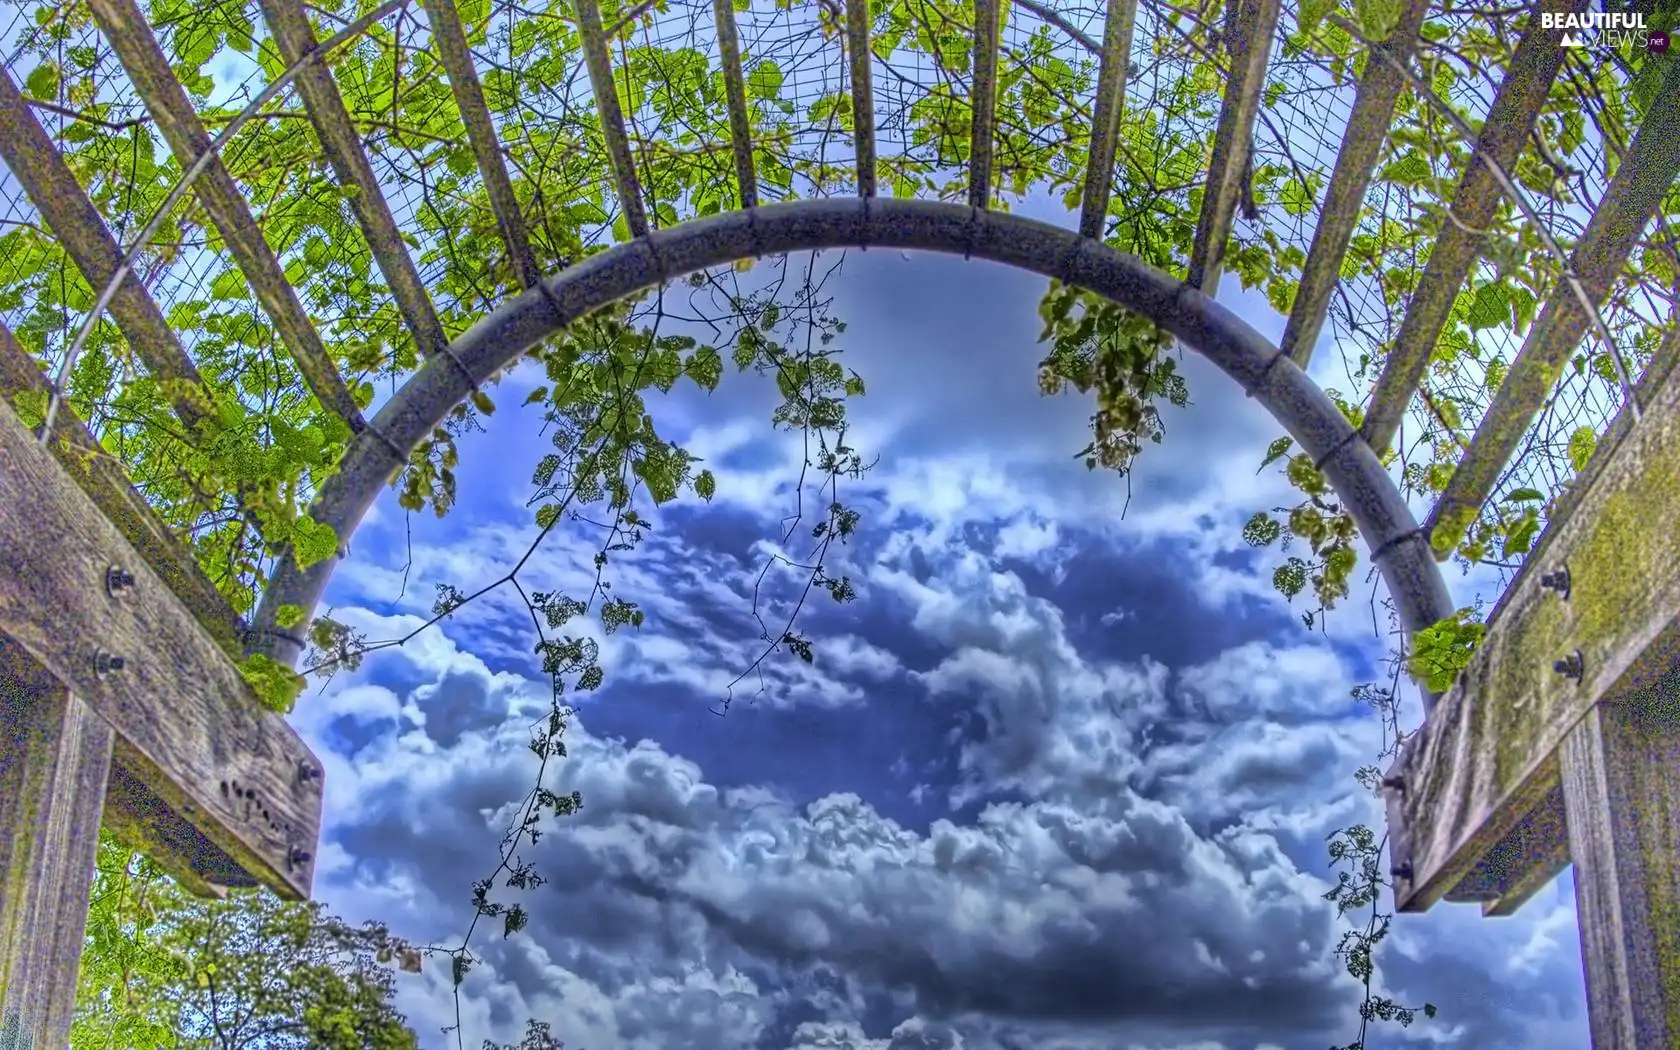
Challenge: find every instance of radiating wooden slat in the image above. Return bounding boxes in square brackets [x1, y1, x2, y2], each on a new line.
[1424, 56, 1680, 559]
[713, 0, 759, 208]
[846, 0, 877, 197]
[89, 0, 369, 433]
[257, 0, 451, 356]
[0, 67, 213, 436]
[575, 0, 650, 237]
[1077, 0, 1139, 240]
[1360, 0, 1582, 454]
[1279, 0, 1430, 367]
[419, 0, 544, 288]
[968, 0, 1001, 208]
[1185, 0, 1281, 292]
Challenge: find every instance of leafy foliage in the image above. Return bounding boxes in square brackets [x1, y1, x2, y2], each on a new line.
[74, 832, 422, 1050]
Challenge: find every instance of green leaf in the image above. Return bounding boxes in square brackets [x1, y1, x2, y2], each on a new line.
[24, 62, 60, 100]
[290, 515, 339, 570]
[748, 59, 784, 99]
[1466, 282, 1510, 331]
[694, 469, 716, 501]
[276, 604, 306, 629]
[1568, 426, 1597, 473]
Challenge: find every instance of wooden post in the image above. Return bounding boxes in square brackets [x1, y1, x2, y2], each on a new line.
[0, 394, 324, 1048]
[1386, 337, 1680, 1048]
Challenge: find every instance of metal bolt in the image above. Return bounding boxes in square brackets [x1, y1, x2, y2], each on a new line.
[286, 846, 313, 871]
[1391, 861, 1413, 881]
[1380, 775, 1405, 794]
[1554, 650, 1585, 683]
[297, 761, 320, 786]
[1539, 564, 1571, 599]
[93, 650, 126, 677]
[105, 565, 135, 596]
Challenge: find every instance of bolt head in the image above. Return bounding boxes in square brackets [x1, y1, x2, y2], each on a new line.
[105, 566, 135, 596]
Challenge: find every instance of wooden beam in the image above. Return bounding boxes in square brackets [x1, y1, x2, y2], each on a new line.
[1360, 0, 1581, 454]
[1386, 303, 1680, 914]
[1076, 0, 1139, 240]
[1279, 0, 1430, 367]
[1425, 56, 1680, 559]
[0, 396, 323, 901]
[846, 0, 877, 198]
[1185, 0, 1281, 292]
[968, 0, 1001, 208]
[0, 648, 113, 1050]
[0, 67, 214, 437]
[418, 0, 544, 289]
[1561, 684, 1680, 1048]
[258, 0, 451, 356]
[575, 0, 650, 238]
[712, 0, 759, 209]
[89, 0, 369, 434]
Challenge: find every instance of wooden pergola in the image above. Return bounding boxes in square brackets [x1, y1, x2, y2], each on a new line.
[0, 0, 1676, 1046]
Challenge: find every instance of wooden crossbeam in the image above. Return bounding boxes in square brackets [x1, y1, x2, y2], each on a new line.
[258, 0, 451, 356]
[1360, 0, 1581, 454]
[0, 396, 324, 899]
[419, 0, 544, 289]
[575, 0, 650, 238]
[1279, 0, 1430, 367]
[90, 0, 369, 434]
[846, 0, 877, 197]
[1425, 56, 1680, 559]
[712, 0, 759, 208]
[1076, 0, 1139, 240]
[0, 67, 214, 437]
[1186, 0, 1281, 292]
[968, 0, 1001, 208]
[1386, 319, 1680, 918]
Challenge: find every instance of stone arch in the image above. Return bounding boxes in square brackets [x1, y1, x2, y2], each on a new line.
[252, 198, 1453, 690]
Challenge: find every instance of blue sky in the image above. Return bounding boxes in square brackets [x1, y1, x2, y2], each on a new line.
[286, 224, 1592, 1050]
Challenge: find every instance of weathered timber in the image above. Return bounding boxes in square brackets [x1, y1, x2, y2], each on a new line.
[968, 0, 1001, 208]
[1425, 56, 1680, 558]
[1076, 0, 1139, 240]
[846, 0, 877, 197]
[713, 0, 759, 208]
[1561, 686, 1680, 1048]
[575, 0, 650, 237]
[89, 0, 369, 433]
[1360, 0, 1581, 453]
[0, 647, 113, 1049]
[1186, 0, 1281, 292]
[258, 0, 451, 357]
[0, 322, 243, 661]
[1386, 305, 1680, 914]
[1279, 0, 1430, 367]
[419, 0, 544, 289]
[0, 67, 213, 437]
[0, 396, 323, 901]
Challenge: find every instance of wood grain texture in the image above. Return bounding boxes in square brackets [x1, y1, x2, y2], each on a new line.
[258, 0, 450, 359]
[0, 397, 322, 900]
[967, 0, 1001, 208]
[1390, 311, 1680, 913]
[0, 642, 113, 1049]
[1185, 0, 1281, 292]
[846, 0, 877, 198]
[1562, 685, 1680, 1048]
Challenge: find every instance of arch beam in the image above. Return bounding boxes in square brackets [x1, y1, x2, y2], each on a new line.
[249, 199, 1452, 699]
